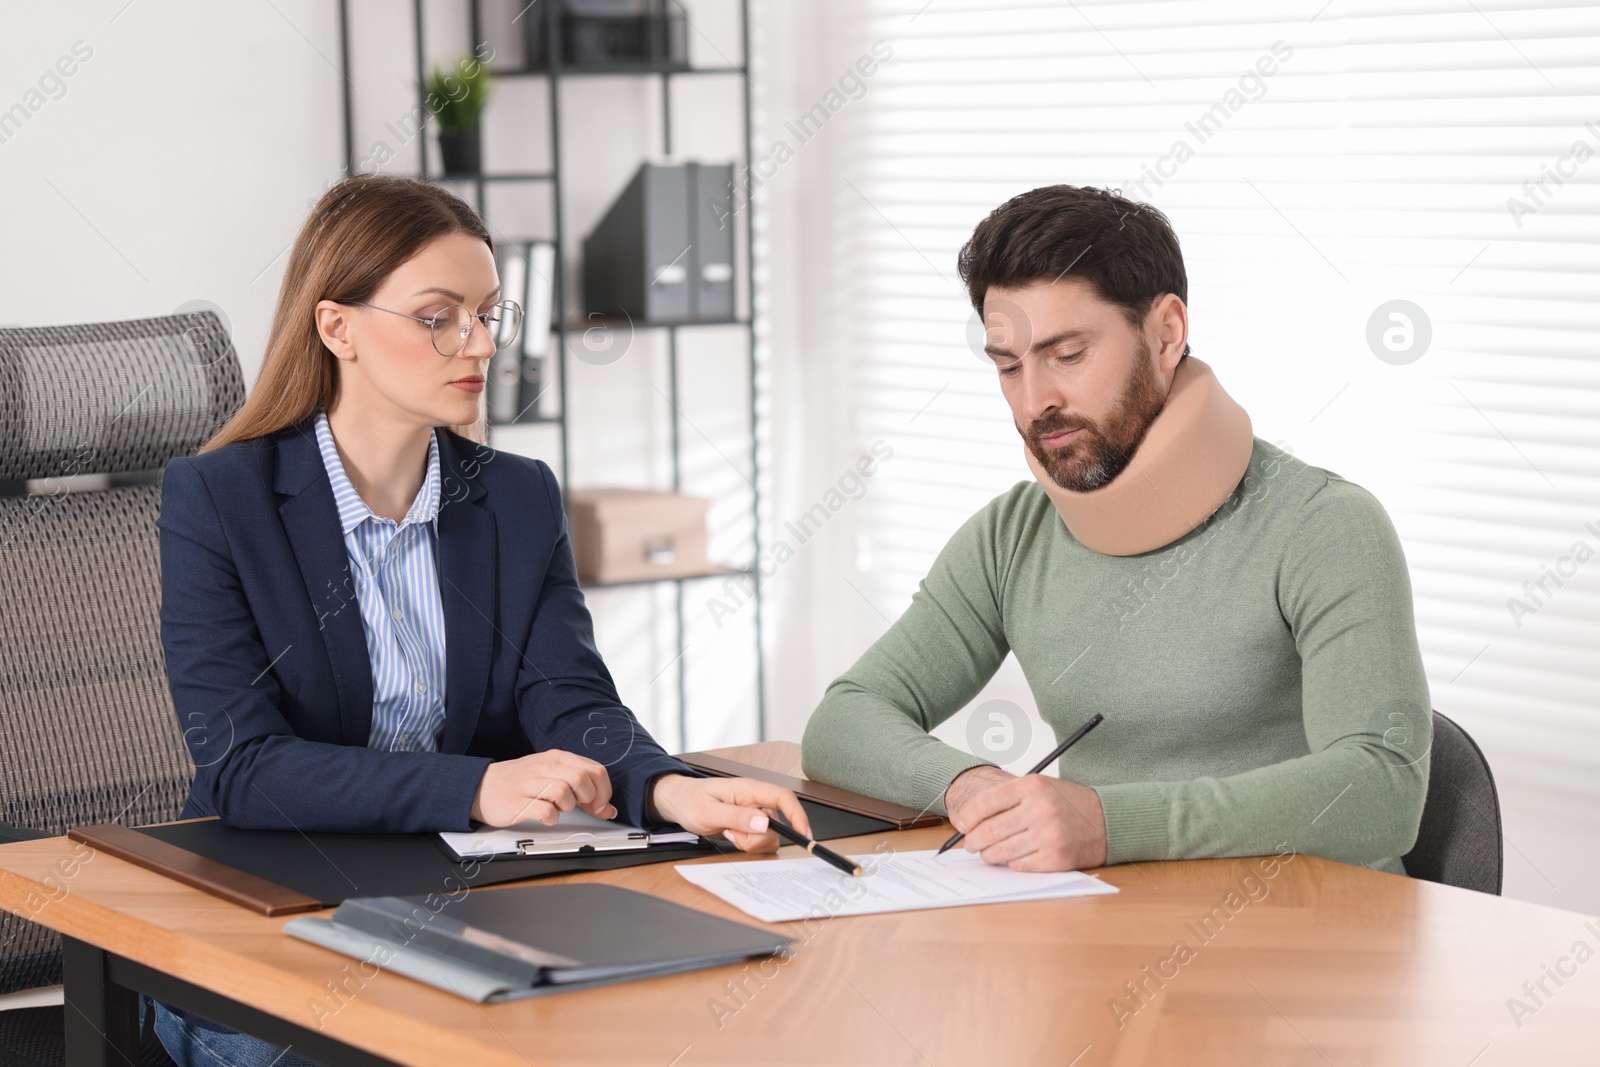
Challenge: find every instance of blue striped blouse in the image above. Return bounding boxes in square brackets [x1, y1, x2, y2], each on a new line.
[313, 412, 448, 753]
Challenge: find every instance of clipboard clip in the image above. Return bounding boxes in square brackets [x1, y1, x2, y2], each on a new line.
[515, 831, 651, 856]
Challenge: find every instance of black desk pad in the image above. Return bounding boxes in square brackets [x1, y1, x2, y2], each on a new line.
[138, 799, 896, 907]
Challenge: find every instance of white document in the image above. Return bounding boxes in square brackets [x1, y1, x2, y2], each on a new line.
[675, 848, 1117, 923]
[439, 809, 700, 860]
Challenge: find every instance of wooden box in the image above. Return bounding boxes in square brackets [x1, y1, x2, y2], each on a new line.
[568, 487, 714, 584]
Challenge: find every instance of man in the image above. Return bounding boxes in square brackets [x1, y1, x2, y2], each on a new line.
[801, 184, 1431, 874]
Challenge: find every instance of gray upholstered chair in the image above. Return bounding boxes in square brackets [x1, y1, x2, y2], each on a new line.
[1401, 710, 1504, 895]
[0, 312, 244, 1066]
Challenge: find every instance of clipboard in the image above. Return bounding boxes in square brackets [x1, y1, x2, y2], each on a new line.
[437, 810, 700, 862]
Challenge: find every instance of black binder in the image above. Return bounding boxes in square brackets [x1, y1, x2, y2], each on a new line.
[582, 161, 736, 323]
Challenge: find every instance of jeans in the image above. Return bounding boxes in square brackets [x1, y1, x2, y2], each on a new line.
[148, 998, 322, 1067]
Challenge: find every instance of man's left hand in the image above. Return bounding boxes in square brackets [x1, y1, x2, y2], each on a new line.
[950, 775, 1109, 871]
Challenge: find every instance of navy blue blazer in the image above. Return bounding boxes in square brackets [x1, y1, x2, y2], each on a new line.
[157, 423, 692, 833]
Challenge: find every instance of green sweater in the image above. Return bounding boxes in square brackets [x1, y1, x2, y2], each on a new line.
[801, 438, 1431, 875]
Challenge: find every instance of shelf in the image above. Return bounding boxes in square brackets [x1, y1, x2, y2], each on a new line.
[563, 316, 751, 331]
[581, 565, 754, 591]
[487, 413, 563, 428]
[343, 0, 765, 740]
[424, 172, 555, 183]
[491, 63, 745, 79]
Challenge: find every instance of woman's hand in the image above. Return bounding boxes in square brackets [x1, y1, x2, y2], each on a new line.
[470, 750, 615, 827]
[648, 774, 811, 853]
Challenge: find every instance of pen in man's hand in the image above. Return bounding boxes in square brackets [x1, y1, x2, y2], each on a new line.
[937, 712, 1106, 857]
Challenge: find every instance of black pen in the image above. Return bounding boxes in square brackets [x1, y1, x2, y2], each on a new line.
[769, 816, 863, 877]
[937, 712, 1106, 857]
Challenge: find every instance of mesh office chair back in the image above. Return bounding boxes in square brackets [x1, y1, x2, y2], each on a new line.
[1401, 711, 1505, 895]
[0, 313, 244, 997]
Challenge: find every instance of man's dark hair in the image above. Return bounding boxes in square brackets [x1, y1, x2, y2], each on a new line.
[957, 185, 1190, 358]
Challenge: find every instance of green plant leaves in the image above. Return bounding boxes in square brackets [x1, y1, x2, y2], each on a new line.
[426, 57, 492, 133]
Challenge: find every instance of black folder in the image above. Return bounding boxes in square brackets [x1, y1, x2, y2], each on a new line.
[285, 883, 792, 1001]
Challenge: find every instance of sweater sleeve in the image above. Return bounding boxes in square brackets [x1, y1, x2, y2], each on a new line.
[801, 494, 1016, 816]
[1093, 478, 1432, 869]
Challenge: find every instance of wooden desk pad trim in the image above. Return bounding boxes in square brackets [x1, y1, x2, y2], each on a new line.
[677, 752, 943, 829]
[67, 823, 323, 917]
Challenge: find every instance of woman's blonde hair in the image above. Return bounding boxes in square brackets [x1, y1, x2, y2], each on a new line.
[202, 175, 493, 452]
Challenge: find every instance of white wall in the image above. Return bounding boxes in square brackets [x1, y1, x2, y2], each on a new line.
[0, 1, 343, 344]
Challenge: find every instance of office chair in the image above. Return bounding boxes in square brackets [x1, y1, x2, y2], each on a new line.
[0, 313, 245, 1067]
[1401, 710, 1504, 895]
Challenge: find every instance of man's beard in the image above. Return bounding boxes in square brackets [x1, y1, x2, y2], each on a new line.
[1021, 341, 1167, 492]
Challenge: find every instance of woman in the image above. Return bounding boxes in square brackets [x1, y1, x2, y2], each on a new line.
[152, 175, 807, 1066]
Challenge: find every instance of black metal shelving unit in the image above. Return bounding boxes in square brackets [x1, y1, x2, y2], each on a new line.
[336, 0, 766, 747]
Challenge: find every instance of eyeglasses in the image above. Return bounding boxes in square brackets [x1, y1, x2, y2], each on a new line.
[351, 300, 524, 357]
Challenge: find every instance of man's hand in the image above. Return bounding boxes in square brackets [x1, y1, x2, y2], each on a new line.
[944, 764, 1014, 815]
[648, 774, 812, 853]
[470, 750, 615, 827]
[945, 766, 1108, 871]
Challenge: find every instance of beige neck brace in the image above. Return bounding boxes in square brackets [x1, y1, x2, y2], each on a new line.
[1024, 356, 1254, 557]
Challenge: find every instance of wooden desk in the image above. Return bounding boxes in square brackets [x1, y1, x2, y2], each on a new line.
[2, 741, 1597, 1066]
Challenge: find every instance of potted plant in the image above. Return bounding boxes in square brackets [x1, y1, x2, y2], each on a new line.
[426, 57, 492, 175]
